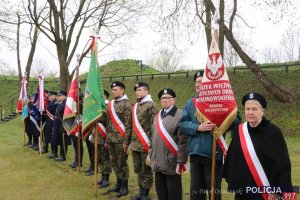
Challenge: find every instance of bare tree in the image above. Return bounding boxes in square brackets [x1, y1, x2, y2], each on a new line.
[149, 47, 181, 72]
[152, 0, 295, 102]
[27, 0, 144, 91]
[280, 23, 300, 62]
[0, 0, 40, 82]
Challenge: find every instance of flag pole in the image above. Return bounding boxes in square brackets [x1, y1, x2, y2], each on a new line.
[210, 26, 220, 200]
[39, 110, 43, 158]
[22, 99, 26, 147]
[76, 54, 82, 173]
[93, 123, 98, 198]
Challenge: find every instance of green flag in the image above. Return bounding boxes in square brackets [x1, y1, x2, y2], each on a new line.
[82, 38, 106, 135]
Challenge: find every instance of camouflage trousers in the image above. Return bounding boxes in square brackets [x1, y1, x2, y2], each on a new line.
[97, 144, 112, 175]
[132, 150, 153, 189]
[109, 142, 129, 180]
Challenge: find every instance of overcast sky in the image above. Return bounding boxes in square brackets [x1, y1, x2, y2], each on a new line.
[1, 0, 299, 75]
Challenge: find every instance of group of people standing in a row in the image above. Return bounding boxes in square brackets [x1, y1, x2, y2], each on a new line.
[23, 71, 293, 200]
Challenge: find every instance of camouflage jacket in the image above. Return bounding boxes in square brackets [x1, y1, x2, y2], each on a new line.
[130, 96, 157, 152]
[106, 98, 132, 144]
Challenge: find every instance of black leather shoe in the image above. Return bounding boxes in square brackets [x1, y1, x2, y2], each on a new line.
[48, 153, 56, 159]
[85, 170, 94, 176]
[55, 157, 66, 161]
[70, 162, 79, 168]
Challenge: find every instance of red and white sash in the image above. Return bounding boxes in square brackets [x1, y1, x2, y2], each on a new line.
[97, 122, 107, 140]
[132, 103, 150, 153]
[108, 100, 126, 137]
[155, 111, 188, 174]
[239, 122, 270, 200]
[193, 98, 228, 155]
[46, 109, 54, 121]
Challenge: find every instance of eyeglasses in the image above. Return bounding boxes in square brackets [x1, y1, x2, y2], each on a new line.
[160, 96, 173, 100]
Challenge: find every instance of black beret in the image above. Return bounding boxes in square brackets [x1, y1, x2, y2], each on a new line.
[194, 71, 204, 81]
[242, 92, 267, 108]
[57, 90, 67, 96]
[44, 89, 49, 94]
[104, 90, 109, 98]
[134, 82, 149, 91]
[111, 81, 125, 89]
[158, 88, 176, 99]
[48, 91, 57, 96]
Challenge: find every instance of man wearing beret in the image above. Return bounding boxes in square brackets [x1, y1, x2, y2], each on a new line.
[131, 82, 157, 200]
[150, 88, 188, 200]
[90, 89, 112, 188]
[224, 92, 292, 200]
[52, 90, 71, 161]
[44, 91, 58, 158]
[179, 71, 223, 200]
[106, 81, 132, 197]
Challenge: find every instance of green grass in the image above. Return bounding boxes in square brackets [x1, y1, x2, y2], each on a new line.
[0, 116, 299, 200]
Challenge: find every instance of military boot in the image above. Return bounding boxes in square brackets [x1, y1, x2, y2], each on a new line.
[99, 174, 110, 188]
[131, 187, 143, 200]
[117, 180, 128, 197]
[139, 188, 150, 200]
[108, 178, 121, 193]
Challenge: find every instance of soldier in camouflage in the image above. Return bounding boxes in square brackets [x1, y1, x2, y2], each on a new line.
[131, 82, 157, 200]
[106, 81, 132, 197]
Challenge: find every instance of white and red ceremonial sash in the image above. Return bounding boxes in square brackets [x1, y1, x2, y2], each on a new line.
[155, 111, 188, 174]
[193, 98, 228, 155]
[46, 109, 55, 121]
[97, 122, 107, 140]
[239, 122, 270, 200]
[132, 103, 150, 153]
[108, 100, 126, 137]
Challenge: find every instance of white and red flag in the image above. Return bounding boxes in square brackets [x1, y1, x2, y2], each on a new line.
[16, 76, 27, 113]
[194, 32, 237, 154]
[38, 74, 45, 113]
[63, 71, 79, 134]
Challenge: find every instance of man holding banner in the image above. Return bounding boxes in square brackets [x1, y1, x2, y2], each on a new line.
[180, 27, 240, 199]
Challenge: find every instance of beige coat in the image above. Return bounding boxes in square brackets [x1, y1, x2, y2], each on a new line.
[150, 106, 188, 175]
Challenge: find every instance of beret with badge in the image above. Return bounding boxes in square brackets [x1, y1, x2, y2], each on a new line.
[134, 82, 149, 91]
[158, 88, 176, 99]
[111, 81, 125, 89]
[193, 70, 204, 81]
[242, 92, 267, 109]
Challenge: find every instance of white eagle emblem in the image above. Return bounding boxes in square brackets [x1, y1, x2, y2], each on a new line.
[207, 54, 223, 75]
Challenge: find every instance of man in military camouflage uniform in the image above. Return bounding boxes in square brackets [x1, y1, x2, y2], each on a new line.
[106, 81, 132, 197]
[90, 90, 112, 188]
[131, 82, 157, 200]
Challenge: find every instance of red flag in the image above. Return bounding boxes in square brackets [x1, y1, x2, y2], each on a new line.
[194, 31, 237, 144]
[16, 76, 27, 113]
[63, 71, 78, 134]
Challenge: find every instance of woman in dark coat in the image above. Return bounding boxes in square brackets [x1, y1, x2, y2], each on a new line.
[223, 92, 293, 200]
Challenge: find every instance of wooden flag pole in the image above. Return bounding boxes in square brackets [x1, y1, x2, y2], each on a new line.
[93, 123, 99, 198]
[210, 24, 219, 200]
[210, 138, 217, 200]
[39, 112, 43, 158]
[76, 54, 82, 173]
[22, 100, 26, 146]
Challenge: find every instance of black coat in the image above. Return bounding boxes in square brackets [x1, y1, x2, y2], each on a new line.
[44, 100, 58, 144]
[223, 117, 292, 197]
[51, 100, 71, 146]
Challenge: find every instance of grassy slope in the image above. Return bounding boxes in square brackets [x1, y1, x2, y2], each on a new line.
[0, 118, 299, 200]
